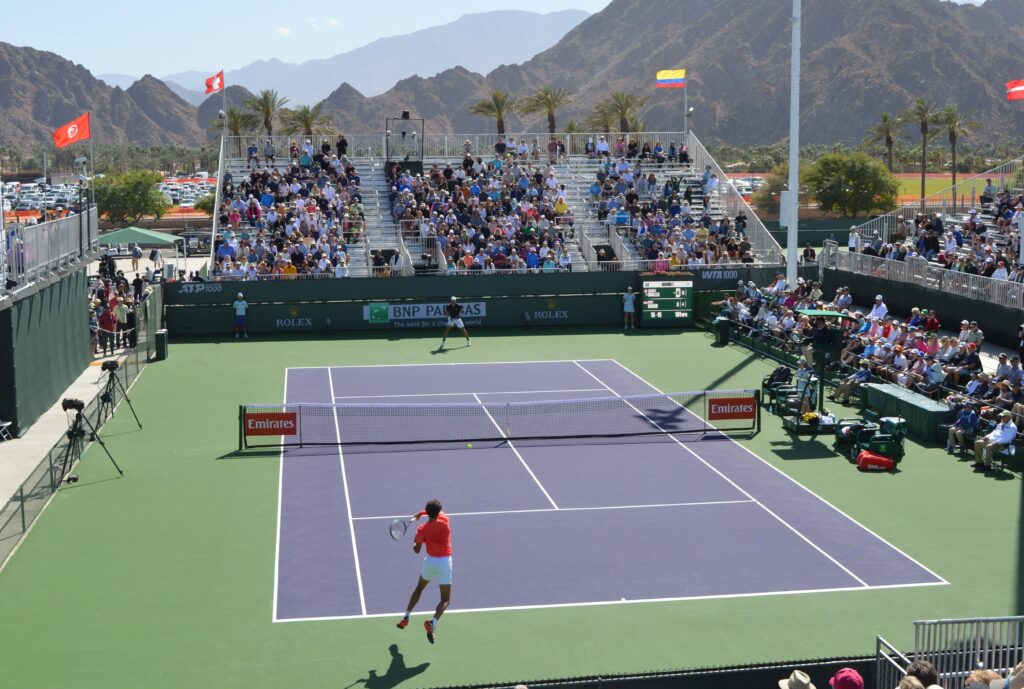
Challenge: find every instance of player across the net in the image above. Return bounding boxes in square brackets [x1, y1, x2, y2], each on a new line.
[238, 389, 760, 449]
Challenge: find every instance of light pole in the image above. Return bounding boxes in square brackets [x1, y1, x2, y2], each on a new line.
[785, 0, 801, 287]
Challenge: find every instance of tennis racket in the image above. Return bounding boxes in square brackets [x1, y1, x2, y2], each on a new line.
[388, 516, 419, 540]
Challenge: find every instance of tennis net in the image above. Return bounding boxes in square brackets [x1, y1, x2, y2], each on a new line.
[238, 389, 760, 449]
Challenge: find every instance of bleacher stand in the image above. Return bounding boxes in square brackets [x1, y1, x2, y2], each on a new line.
[387, 152, 578, 274]
[211, 139, 365, 280]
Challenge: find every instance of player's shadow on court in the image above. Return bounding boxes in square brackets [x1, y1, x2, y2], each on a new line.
[430, 344, 468, 355]
[344, 644, 429, 689]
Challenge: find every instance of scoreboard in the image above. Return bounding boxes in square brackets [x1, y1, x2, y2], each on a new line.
[641, 279, 693, 327]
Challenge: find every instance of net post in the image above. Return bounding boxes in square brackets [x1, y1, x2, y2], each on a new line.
[703, 391, 709, 437]
[754, 389, 762, 434]
[504, 402, 511, 438]
[238, 405, 245, 452]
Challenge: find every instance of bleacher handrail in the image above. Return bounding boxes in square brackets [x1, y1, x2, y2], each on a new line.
[853, 154, 1024, 244]
[834, 248, 1024, 309]
[687, 131, 784, 265]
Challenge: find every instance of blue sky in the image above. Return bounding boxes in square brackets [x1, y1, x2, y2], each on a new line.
[0, 1, 613, 77]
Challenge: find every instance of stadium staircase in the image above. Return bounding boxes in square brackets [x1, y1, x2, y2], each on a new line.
[559, 158, 725, 268]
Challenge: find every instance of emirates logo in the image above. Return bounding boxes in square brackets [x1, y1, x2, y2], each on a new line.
[67, 124, 78, 138]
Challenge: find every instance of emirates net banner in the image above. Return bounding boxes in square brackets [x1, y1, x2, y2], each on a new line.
[707, 396, 757, 421]
[244, 412, 298, 436]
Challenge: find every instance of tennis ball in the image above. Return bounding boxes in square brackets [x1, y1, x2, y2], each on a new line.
[466, 443, 473, 449]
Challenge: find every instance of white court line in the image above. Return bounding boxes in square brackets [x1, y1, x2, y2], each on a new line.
[607, 359, 949, 586]
[332, 388, 606, 400]
[274, 579, 948, 623]
[286, 359, 616, 370]
[327, 368, 368, 616]
[351, 499, 755, 520]
[471, 393, 559, 510]
[571, 360, 870, 589]
[271, 371, 288, 622]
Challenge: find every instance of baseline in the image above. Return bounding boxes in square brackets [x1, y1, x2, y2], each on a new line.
[602, 358, 947, 588]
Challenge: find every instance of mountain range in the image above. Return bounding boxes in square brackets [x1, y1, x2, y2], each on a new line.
[5, 0, 1024, 154]
[121, 10, 587, 106]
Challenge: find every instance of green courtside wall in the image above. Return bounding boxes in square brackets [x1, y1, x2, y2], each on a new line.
[0, 269, 91, 435]
[821, 267, 1024, 349]
[165, 267, 811, 335]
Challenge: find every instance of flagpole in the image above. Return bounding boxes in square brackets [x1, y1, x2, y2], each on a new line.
[683, 72, 689, 146]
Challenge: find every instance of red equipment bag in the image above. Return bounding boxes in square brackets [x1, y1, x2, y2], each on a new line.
[856, 450, 895, 472]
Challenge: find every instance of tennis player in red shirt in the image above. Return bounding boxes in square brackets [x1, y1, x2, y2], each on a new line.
[396, 499, 451, 644]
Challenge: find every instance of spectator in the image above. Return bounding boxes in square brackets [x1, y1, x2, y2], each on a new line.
[777, 670, 815, 689]
[972, 410, 1017, 469]
[828, 667, 864, 689]
[868, 294, 888, 320]
[830, 359, 872, 404]
[946, 402, 979, 453]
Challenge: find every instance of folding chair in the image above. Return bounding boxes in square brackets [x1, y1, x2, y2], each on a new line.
[0, 421, 13, 441]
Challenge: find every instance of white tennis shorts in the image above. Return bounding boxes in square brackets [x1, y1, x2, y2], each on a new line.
[446, 317, 464, 328]
[420, 555, 453, 585]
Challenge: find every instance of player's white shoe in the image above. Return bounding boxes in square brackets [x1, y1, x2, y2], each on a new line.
[439, 341, 445, 349]
[467, 340, 472, 347]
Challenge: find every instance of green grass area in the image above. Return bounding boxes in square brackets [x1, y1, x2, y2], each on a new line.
[0, 328, 1020, 689]
[895, 174, 989, 200]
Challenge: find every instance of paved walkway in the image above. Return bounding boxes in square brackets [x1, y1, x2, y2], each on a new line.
[0, 361, 121, 502]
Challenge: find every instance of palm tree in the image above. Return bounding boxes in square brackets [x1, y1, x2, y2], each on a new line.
[899, 98, 941, 201]
[585, 102, 615, 134]
[939, 105, 976, 192]
[469, 91, 519, 135]
[281, 104, 335, 136]
[604, 91, 649, 134]
[863, 112, 902, 172]
[518, 86, 574, 134]
[212, 107, 258, 137]
[244, 89, 290, 137]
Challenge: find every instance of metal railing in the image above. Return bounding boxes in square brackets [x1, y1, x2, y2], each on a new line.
[578, 229, 598, 263]
[688, 131, 784, 264]
[0, 287, 162, 572]
[834, 249, 1024, 309]
[914, 616, 1024, 689]
[854, 155, 1024, 244]
[223, 132, 696, 164]
[2, 207, 100, 298]
[876, 636, 912, 689]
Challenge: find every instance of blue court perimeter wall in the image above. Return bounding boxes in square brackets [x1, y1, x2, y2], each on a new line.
[0, 269, 91, 435]
[164, 267, 815, 335]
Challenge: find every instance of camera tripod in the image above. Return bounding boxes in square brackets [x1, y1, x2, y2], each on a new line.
[54, 407, 124, 486]
[96, 362, 142, 429]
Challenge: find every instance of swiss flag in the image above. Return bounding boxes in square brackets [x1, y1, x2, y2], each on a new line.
[1007, 80, 1024, 101]
[205, 70, 224, 95]
[52, 112, 91, 149]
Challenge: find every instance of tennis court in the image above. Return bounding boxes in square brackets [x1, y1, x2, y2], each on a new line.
[269, 359, 944, 623]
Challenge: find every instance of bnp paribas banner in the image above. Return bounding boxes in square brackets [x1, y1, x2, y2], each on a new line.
[362, 301, 486, 328]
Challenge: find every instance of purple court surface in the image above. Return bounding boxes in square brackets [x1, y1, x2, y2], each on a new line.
[272, 359, 945, 622]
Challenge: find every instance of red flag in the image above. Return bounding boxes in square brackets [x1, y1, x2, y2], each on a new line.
[1007, 80, 1024, 101]
[52, 112, 91, 149]
[205, 70, 224, 95]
